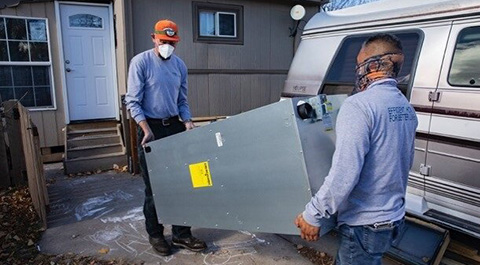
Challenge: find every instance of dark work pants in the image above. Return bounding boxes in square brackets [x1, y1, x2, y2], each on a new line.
[138, 118, 191, 239]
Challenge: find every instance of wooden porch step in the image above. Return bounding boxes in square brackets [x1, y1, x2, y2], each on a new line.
[66, 143, 124, 159]
[63, 152, 127, 174]
[67, 121, 118, 131]
[67, 134, 121, 149]
[67, 127, 118, 138]
[64, 121, 126, 174]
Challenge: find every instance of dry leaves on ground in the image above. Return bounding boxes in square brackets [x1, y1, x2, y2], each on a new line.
[296, 244, 334, 265]
[0, 187, 143, 265]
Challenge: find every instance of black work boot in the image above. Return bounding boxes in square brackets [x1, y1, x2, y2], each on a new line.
[171, 236, 207, 252]
[149, 236, 171, 256]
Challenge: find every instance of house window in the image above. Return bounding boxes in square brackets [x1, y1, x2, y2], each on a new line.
[448, 26, 480, 88]
[0, 16, 54, 109]
[321, 31, 422, 99]
[193, 2, 243, 45]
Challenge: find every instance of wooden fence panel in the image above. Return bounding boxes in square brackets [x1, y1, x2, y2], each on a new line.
[2, 101, 27, 185]
[18, 103, 48, 228]
[0, 120, 10, 188]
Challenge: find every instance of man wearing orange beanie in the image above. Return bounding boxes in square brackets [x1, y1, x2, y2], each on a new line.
[125, 19, 207, 256]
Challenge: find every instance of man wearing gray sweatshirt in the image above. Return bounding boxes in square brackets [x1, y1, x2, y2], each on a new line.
[295, 34, 418, 265]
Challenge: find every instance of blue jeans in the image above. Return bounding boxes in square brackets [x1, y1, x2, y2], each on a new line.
[335, 219, 404, 265]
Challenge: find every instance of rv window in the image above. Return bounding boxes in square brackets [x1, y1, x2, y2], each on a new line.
[193, 2, 243, 45]
[321, 32, 421, 98]
[448, 26, 480, 88]
[0, 16, 54, 109]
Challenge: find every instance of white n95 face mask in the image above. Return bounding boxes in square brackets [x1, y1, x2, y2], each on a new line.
[158, 44, 175, 59]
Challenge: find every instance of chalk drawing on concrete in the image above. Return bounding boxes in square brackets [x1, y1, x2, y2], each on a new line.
[88, 225, 126, 246]
[85, 205, 268, 264]
[202, 239, 262, 265]
[100, 206, 144, 223]
[75, 190, 134, 221]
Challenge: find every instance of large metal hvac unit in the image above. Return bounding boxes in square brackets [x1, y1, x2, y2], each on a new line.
[145, 95, 347, 235]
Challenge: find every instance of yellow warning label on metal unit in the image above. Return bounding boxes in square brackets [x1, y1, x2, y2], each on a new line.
[189, 161, 213, 188]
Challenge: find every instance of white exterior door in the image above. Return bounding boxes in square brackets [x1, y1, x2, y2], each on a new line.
[59, 3, 117, 121]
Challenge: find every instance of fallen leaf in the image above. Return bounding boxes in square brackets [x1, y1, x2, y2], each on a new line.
[98, 247, 110, 254]
[113, 164, 119, 170]
[27, 239, 34, 246]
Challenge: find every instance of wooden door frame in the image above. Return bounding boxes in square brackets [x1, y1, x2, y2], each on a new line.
[55, 1, 119, 124]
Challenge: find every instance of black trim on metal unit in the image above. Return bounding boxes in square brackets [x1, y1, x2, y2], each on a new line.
[281, 92, 311, 98]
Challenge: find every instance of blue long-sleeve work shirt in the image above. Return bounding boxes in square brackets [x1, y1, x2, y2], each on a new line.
[125, 50, 192, 124]
[303, 79, 418, 227]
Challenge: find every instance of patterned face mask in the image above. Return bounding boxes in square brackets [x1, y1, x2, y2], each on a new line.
[354, 52, 404, 93]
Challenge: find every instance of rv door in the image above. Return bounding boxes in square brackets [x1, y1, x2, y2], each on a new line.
[421, 19, 480, 238]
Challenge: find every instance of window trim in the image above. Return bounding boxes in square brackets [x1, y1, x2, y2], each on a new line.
[192, 2, 244, 45]
[447, 26, 480, 88]
[320, 29, 424, 100]
[0, 15, 56, 111]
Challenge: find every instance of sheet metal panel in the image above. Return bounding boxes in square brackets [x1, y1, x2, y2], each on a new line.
[145, 96, 345, 235]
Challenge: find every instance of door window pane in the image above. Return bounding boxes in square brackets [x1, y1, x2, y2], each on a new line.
[0, 66, 12, 86]
[12, 66, 32, 86]
[69, 14, 103, 28]
[6, 18, 27, 40]
[0, 18, 5, 39]
[30, 42, 49, 61]
[27, 19, 47, 41]
[8, 41, 29, 61]
[0, 41, 7, 61]
[322, 32, 421, 97]
[218, 13, 235, 37]
[199, 11, 215, 36]
[448, 27, 480, 87]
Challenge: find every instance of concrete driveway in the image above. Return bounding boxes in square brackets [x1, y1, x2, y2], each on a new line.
[39, 163, 400, 265]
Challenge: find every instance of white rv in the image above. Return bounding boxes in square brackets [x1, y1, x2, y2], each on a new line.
[283, 0, 480, 238]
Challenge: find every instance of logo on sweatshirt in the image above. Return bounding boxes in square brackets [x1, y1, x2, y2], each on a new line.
[388, 106, 416, 122]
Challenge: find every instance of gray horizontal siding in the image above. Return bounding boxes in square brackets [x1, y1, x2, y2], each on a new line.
[188, 74, 286, 117]
[125, 0, 314, 116]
